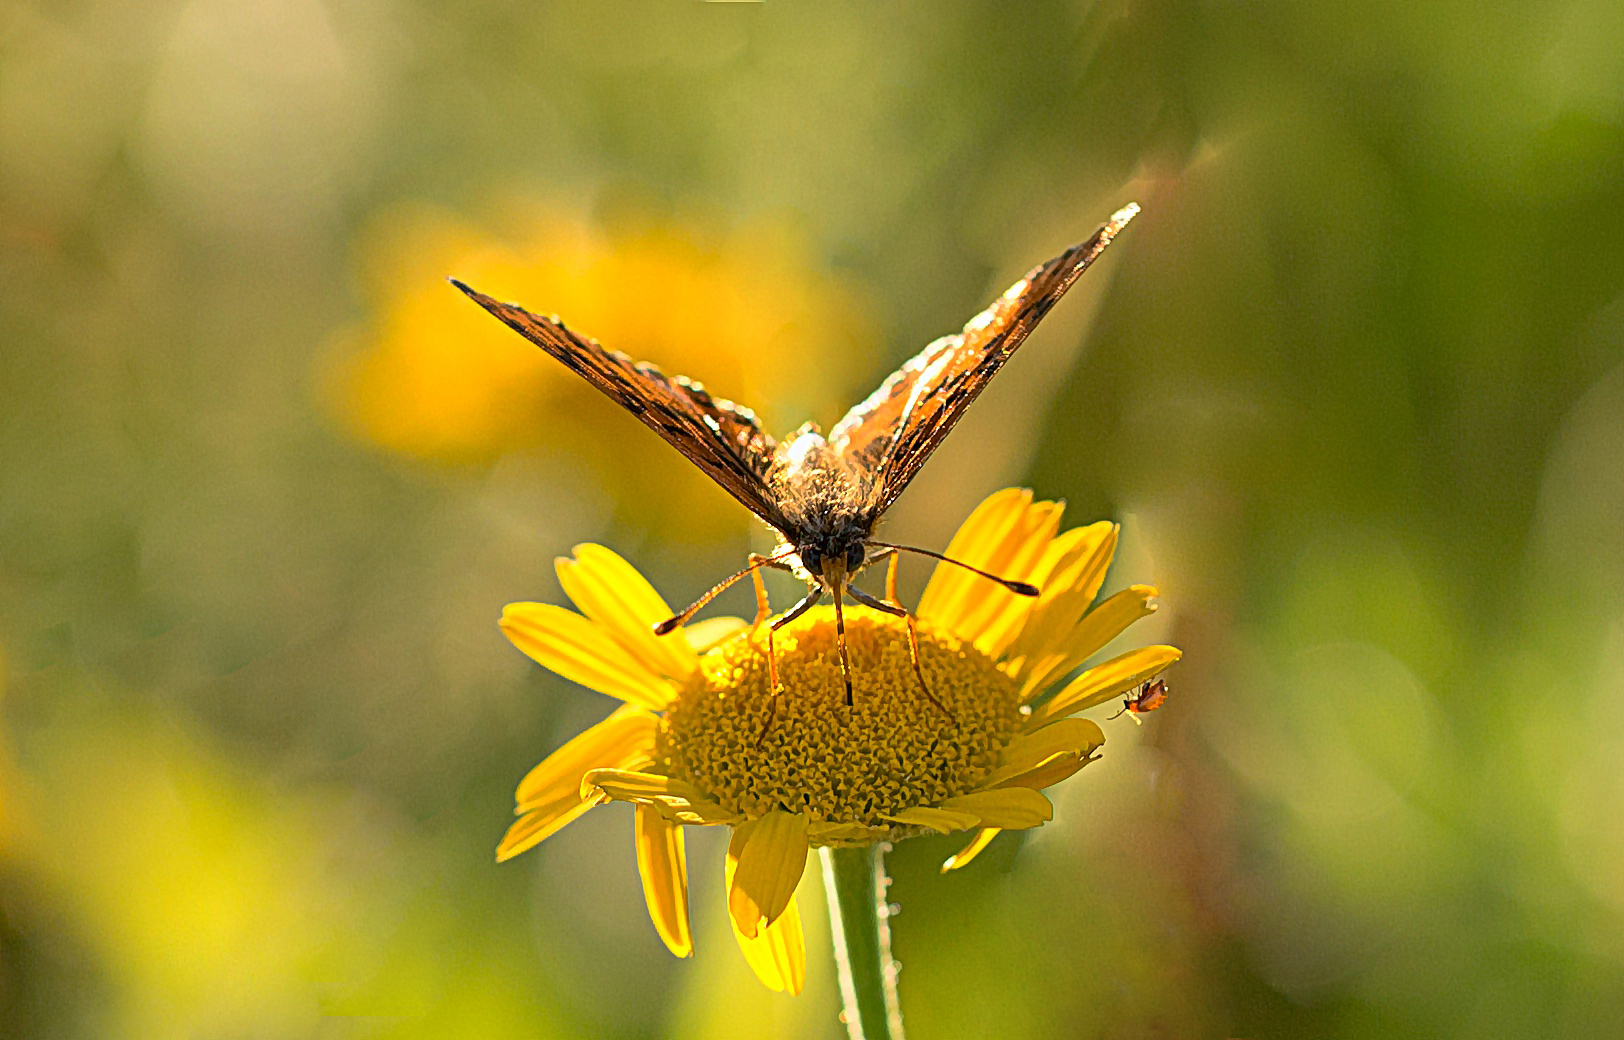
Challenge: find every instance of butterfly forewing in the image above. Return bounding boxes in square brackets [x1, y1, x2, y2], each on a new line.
[449, 280, 791, 530]
[828, 203, 1139, 520]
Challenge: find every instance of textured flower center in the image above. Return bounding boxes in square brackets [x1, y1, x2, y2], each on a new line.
[657, 606, 1024, 828]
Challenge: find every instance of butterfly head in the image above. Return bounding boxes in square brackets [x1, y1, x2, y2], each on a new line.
[796, 539, 868, 593]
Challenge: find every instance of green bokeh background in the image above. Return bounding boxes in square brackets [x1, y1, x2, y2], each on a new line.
[5, 1, 1624, 1037]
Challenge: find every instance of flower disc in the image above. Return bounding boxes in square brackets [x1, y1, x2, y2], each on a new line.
[658, 606, 1025, 836]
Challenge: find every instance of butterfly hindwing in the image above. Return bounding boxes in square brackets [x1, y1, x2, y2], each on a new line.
[827, 204, 1139, 520]
[450, 280, 790, 530]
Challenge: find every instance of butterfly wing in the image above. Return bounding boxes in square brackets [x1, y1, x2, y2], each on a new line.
[451, 280, 791, 531]
[828, 204, 1139, 519]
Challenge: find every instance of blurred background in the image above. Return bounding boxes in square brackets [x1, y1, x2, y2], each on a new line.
[4, 0, 1624, 1037]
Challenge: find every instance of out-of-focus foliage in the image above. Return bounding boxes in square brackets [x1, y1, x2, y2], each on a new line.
[3, 0, 1623, 1038]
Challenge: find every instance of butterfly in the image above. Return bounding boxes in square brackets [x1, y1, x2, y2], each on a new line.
[452, 203, 1138, 716]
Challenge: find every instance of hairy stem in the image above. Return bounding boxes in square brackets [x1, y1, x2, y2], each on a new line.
[820, 844, 905, 1040]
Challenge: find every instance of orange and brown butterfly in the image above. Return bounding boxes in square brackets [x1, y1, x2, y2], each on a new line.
[451, 203, 1139, 710]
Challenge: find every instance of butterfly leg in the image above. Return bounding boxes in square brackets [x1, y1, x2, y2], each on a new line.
[888, 549, 952, 720]
[745, 553, 795, 689]
[875, 550, 943, 709]
[849, 582, 953, 721]
[756, 585, 824, 748]
[747, 555, 775, 634]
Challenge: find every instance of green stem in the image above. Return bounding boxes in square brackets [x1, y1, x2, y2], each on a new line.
[820, 844, 905, 1040]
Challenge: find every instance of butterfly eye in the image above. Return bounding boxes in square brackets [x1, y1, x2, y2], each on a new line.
[800, 548, 822, 574]
[846, 544, 865, 571]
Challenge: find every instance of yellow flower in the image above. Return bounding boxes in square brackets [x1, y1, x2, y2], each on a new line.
[496, 489, 1181, 993]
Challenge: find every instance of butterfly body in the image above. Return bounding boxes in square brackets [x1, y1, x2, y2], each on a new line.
[453, 203, 1140, 707]
[762, 424, 873, 582]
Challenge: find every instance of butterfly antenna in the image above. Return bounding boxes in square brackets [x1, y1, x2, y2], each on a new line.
[866, 542, 1040, 596]
[654, 549, 797, 635]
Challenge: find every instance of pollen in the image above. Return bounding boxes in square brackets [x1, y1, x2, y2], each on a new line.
[657, 606, 1025, 836]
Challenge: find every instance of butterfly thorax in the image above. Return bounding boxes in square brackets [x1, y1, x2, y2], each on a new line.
[771, 424, 875, 584]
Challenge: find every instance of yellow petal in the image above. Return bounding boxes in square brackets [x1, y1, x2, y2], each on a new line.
[501, 602, 675, 709]
[952, 501, 1062, 645]
[582, 768, 708, 805]
[1001, 523, 1118, 679]
[730, 884, 807, 994]
[938, 787, 1053, 829]
[1018, 584, 1160, 701]
[808, 821, 892, 843]
[557, 545, 697, 681]
[1061, 583, 1161, 664]
[497, 791, 606, 862]
[582, 768, 738, 825]
[882, 806, 981, 833]
[500, 709, 655, 861]
[515, 706, 657, 810]
[634, 804, 692, 958]
[988, 750, 1089, 790]
[726, 811, 809, 938]
[940, 828, 1001, 873]
[683, 616, 748, 654]
[979, 718, 1105, 787]
[1039, 521, 1118, 603]
[975, 523, 1093, 657]
[643, 795, 742, 826]
[1029, 645, 1183, 726]
[916, 489, 1032, 630]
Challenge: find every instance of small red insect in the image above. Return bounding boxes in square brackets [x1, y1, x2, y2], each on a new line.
[1110, 678, 1169, 722]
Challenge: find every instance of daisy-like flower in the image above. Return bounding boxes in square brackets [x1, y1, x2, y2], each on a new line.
[497, 488, 1180, 993]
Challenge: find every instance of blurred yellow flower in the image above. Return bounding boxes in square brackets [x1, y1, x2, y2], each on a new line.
[495, 489, 1180, 993]
[321, 200, 875, 536]
[7, 695, 566, 1035]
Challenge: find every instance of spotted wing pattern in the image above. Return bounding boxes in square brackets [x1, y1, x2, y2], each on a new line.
[828, 204, 1139, 519]
[450, 280, 790, 530]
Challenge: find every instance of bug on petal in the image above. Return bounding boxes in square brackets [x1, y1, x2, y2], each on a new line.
[1110, 677, 1170, 722]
